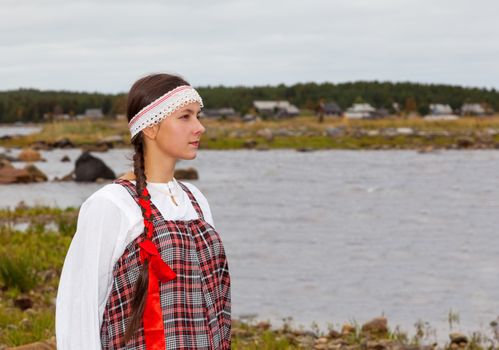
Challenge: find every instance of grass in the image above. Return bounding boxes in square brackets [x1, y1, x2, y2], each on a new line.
[3, 115, 499, 150]
[0, 252, 39, 293]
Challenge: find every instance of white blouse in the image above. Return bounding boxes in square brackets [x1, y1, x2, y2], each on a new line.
[55, 179, 215, 350]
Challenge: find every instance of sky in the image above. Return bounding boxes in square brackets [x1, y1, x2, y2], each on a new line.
[1, 0, 498, 93]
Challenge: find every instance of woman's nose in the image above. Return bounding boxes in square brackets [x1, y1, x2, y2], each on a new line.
[195, 119, 206, 135]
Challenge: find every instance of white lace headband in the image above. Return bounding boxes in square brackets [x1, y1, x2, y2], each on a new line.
[128, 85, 204, 139]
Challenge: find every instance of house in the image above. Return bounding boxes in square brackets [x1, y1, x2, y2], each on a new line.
[424, 104, 458, 120]
[200, 107, 240, 120]
[253, 100, 300, 118]
[324, 102, 342, 116]
[461, 103, 486, 116]
[344, 103, 377, 119]
[429, 104, 454, 115]
[84, 108, 104, 119]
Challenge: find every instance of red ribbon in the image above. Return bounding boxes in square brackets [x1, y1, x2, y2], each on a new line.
[138, 187, 177, 349]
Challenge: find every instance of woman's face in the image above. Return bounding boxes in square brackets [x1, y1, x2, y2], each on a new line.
[146, 101, 206, 161]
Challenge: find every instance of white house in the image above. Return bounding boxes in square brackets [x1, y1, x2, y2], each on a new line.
[424, 104, 458, 120]
[253, 100, 300, 118]
[461, 103, 486, 116]
[344, 103, 377, 119]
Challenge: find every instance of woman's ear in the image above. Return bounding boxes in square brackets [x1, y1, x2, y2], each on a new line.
[142, 124, 159, 140]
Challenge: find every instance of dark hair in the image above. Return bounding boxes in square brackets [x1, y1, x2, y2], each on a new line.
[124, 73, 190, 343]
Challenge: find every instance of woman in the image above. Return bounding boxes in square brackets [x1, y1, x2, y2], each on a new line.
[56, 73, 231, 349]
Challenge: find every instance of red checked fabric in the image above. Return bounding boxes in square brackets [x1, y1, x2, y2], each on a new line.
[100, 179, 231, 349]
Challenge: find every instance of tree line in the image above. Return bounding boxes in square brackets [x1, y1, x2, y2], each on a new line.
[1, 81, 498, 123]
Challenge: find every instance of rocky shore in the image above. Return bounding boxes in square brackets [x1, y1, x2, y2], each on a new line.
[0, 148, 199, 184]
[1, 315, 495, 349]
[3, 116, 499, 153]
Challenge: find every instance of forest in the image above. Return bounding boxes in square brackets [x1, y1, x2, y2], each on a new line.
[0, 81, 497, 123]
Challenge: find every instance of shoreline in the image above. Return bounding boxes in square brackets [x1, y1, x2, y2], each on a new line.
[2, 116, 499, 151]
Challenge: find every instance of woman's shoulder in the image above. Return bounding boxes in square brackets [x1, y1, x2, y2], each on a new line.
[82, 181, 138, 214]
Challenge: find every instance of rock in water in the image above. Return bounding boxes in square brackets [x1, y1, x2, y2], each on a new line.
[24, 164, 48, 182]
[0, 167, 31, 184]
[18, 148, 42, 162]
[75, 151, 115, 182]
[174, 167, 199, 180]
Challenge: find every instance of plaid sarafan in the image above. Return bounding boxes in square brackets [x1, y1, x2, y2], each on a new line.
[100, 179, 231, 349]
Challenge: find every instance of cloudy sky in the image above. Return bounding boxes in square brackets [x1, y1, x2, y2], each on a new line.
[1, 0, 498, 93]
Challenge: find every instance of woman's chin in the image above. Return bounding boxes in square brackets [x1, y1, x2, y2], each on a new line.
[180, 151, 197, 160]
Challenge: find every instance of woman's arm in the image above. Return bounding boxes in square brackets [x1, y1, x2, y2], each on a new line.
[56, 192, 130, 350]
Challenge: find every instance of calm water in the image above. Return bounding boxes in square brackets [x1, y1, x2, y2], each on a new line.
[0, 124, 41, 138]
[1, 144, 499, 343]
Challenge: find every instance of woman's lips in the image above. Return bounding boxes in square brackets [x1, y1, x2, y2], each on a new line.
[189, 141, 199, 148]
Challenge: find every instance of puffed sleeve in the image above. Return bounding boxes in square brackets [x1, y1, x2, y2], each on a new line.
[56, 192, 130, 350]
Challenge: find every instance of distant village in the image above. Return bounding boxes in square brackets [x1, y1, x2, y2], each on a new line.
[43, 100, 495, 123]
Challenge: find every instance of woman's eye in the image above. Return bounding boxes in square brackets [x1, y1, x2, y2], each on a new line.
[181, 115, 189, 119]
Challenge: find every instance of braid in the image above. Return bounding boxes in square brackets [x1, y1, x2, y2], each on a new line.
[123, 134, 153, 343]
[121, 72, 191, 344]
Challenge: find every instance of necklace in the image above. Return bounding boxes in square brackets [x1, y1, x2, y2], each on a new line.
[150, 179, 180, 206]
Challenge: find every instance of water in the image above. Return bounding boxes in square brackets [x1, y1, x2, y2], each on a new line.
[0, 124, 41, 138]
[1, 142, 499, 343]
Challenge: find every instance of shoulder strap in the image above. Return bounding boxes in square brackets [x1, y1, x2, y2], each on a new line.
[177, 181, 205, 221]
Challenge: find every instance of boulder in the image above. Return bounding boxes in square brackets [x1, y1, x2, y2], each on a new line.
[243, 139, 258, 149]
[341, 323, 356, 335]
[361, 317, 388, 337]
[80, 143, 109, 152]
[18, 148, 42, 162]
[174, 167, 198, 180]
[60, 155, 71, 162]
[24, 164, 48, 182]
[30, 140, 52, 151]
[52, 137, 75, 149]
[74, 152, 115, 182]
[0, 167, 32, 184]
[0, 158, 14, 169]
[449, 332, 468, 345]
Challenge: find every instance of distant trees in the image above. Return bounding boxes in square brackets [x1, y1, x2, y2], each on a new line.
[1, 81, 498, 123]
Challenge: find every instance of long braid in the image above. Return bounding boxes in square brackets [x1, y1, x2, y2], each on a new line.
[122, 73, 191, 344]
[123, 134, 153, 343]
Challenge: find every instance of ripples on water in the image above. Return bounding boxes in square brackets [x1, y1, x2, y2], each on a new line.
[1, 144, 499, 342]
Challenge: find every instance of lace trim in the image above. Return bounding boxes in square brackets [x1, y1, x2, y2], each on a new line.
[129, 86, 204, 139]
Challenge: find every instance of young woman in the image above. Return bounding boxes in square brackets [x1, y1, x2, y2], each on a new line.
[56, 73, 231, 349]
